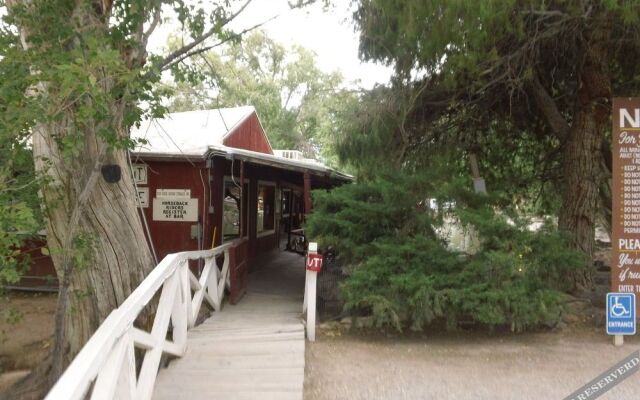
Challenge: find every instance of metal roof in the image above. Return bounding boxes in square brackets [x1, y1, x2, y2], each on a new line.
[129, 107, 352, 182]
[131, 106, 256, 157]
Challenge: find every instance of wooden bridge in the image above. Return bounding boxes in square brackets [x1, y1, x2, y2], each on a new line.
[44, 243, 311, 400]
[154, 251, 306, 399]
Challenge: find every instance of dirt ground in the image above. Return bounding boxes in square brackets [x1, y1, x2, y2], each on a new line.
[0, 292, 56, 392]
[305, 327, 640, 400]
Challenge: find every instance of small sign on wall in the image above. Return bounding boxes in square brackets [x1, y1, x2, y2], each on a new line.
[153, 198, 198, 222]
[157, 188, 191, 198]
[132, 164, 147, 185]
[136, 187, 149, 208]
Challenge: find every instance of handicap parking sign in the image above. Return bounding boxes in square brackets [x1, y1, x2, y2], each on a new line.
[606, 293, 636, 335]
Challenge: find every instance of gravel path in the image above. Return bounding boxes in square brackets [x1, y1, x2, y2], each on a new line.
[304, 328, 640, 400]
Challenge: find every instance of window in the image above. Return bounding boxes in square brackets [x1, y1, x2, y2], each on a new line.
[257, 183, 275, 235]
[281, 189, 291, 217]
[222, 182, 241, 241]
[223, 179, 249, 242]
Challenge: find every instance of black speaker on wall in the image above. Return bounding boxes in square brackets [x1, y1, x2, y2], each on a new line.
[101, 164, 122, 183]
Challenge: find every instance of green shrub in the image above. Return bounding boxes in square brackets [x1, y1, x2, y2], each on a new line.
[307, 171, 585, 332]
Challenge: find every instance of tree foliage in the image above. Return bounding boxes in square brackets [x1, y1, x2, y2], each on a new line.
[0, 160, 40, 285]
[343, 0, 640, 289]
[0, 0, 294, 393]
[307, 166, 586, 331]
[167, 30, 354, 159]
[347, 0, 640, 190]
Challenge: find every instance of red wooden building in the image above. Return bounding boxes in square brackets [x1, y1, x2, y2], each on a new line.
[129, 106, 350, 301]
[15, 106, 350, 298]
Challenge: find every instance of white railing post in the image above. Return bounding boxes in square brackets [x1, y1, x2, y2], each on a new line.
[136, 272, 179, 400]
[192, 258, 214, 320]
[90, 333, 129, 400]
[171, 271, 188, 354]
[180, 260, 193, 329]
[305, 242, 319, 342]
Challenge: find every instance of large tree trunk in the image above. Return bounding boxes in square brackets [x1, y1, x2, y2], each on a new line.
[598, 142, 613, 240]
[4, 119, 154, 400]
[2, 3, 154, 399]
[34, 120, 154, 368]
[558, 16, 612, 292]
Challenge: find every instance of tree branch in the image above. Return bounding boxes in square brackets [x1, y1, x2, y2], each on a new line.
[528, 73, 570, 140]
[155, 0, 253, 71]
[142, 2, 162, 48]
[50, 141, 107, 381]
[160, 15, 278, 73]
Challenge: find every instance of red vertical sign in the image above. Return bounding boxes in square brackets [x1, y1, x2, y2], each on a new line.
[612, 98, 640, 308]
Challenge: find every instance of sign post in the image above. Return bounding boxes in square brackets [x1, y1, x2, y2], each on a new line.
[611, 98, 640, 345]
[303, 242, 323, 342]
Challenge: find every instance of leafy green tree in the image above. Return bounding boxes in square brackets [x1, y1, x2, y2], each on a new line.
[348, 0, 640, 290]
[0, 0, 296, 396]
[0, 31, 43, 286]
[0, 143, 40, 286]
[167, 30, 353, 160]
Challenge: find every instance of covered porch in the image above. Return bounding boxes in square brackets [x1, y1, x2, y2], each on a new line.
[135, 145, 349, 306]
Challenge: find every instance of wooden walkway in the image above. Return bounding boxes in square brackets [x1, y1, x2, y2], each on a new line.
[153, 250, 306, 400]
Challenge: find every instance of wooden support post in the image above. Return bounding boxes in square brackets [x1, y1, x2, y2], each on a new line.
[287, 193, 292, 251]
[240, 160, 244, 237]
[469, 153, 487, 194]
[303, 172, 312, 219]
[305, 270, 317, 341]
[469, 153, 480, 179]
[614, 335, 624, 346]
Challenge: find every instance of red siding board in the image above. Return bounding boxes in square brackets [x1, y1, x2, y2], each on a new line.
[223, 114, 273, 154]
[142, 160, 211, 261]
[15, 237, 58, 290]
[228, 238, 249, 304]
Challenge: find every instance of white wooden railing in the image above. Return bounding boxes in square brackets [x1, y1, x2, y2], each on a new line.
[45, 242, 233, 400]
[302, 242, 318, 342]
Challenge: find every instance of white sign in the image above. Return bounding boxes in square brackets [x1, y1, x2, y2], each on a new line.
[132, 164, 147, 185]
[156, 188, 191, 199]
[153, 198, 198, 222]
[136, 187, 149, 208]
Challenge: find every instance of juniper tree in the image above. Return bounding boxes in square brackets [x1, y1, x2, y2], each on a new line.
[349, 0, 640, 290]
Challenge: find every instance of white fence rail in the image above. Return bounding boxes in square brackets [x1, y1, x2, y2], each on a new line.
[302, 242, 318, 342]
[45, 243, 233, 400]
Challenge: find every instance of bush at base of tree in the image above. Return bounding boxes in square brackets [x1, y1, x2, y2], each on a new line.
[306, 170, 586, 332]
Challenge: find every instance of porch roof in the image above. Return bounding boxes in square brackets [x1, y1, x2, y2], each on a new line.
[207, 144, 352, 182]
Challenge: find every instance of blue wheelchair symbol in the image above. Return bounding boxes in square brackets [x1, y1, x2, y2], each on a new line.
[610, 295, 631, 317]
